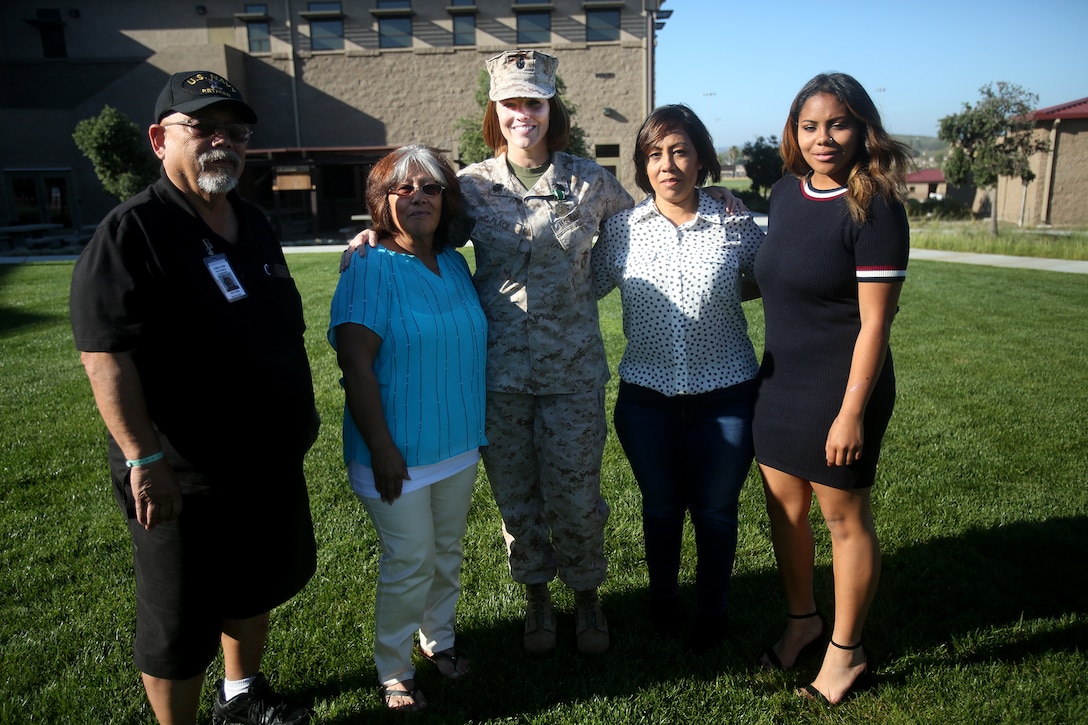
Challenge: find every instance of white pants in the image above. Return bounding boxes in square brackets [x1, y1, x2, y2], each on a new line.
[359, 464, 477, 686]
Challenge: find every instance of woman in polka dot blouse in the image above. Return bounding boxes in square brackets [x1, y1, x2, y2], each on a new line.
[592, 104, 765, 654]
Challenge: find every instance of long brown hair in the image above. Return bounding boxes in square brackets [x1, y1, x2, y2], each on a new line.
[365, 145, 464, 251]
[481, 96, 571, 156]
[781, 72, 910, 224]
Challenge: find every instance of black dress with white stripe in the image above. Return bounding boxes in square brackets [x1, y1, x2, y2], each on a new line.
[752, 175, 909, 489]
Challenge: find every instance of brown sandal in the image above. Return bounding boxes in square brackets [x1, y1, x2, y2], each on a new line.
[417, 646, 470, 680]
[379, 683, 427, 712]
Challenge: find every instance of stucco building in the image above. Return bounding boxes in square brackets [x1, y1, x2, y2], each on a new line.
[994, 96, 1088, 227]
[0, 0, 670, 240]
[904, 168, 975, 207]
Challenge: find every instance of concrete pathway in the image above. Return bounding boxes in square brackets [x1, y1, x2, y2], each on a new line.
[3, 235, 1086, 274]
[905, 248, 1088, 274]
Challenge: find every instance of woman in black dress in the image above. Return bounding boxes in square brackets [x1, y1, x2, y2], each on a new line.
[752, 72, 910, 705]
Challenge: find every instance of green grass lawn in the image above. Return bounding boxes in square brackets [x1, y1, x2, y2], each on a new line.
[2, 253, 1087, 724]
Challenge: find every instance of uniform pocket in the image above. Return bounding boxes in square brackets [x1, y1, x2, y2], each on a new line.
[551, 204, 594, 251]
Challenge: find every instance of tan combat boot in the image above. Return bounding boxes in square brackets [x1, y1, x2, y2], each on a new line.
[524, 583, 556, 655]
[574, 588, 609, 655]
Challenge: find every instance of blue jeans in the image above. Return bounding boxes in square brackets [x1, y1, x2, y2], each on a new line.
[613, 379, 755, 617]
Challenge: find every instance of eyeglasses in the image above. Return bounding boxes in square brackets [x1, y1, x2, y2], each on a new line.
[388, 183, 445, 197]
[161, 119, 253, 144]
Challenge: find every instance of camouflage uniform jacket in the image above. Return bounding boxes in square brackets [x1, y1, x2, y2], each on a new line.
[459, 151, 634, 395]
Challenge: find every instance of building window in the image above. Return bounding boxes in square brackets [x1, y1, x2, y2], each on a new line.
[26, 8, 67, 59]
[305, 2, 344, 51]
[586, 9, 620, 42]
[595, 144, 620, 177]
[243, 4, 271, 53]
[371, 0, 412, 48]
[517, 12, 550, 44]
[379, 16, 412, 48]
[452, 14, 474, 46]
[248, 22, 271, 53]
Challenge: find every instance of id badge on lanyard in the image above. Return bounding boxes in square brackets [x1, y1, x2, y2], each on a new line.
[203, 251, 248, 302]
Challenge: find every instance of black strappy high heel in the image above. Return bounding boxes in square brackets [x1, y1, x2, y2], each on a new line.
[757, 611, 827, 670]
[797, 639, 875, 706]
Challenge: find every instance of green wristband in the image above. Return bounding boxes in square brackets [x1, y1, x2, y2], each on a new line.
[125, 451, 165, 468]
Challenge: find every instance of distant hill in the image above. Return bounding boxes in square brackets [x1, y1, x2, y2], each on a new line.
[897, 135, 946, 169]
[897, 135, 945, 154]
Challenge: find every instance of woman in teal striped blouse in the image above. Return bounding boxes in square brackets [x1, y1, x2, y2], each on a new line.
[328, 145, 487, 713]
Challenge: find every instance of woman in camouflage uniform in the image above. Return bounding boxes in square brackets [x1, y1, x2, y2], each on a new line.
[459, 50, 633, 656]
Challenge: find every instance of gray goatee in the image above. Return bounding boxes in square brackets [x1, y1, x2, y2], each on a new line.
[196, 150, 241, 195]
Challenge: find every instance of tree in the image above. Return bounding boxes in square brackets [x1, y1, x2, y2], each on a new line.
[938, 82, 1049, 236]
[742, 135, 783, 197]
[454, 69, 590, 166]
[72, 106, 159, 201]
[722, 145, 742, 165]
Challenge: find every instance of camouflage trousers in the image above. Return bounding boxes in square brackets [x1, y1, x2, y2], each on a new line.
[481, 389, 610, 591]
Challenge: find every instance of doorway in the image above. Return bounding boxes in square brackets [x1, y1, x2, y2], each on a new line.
[3, 170, 74, 227]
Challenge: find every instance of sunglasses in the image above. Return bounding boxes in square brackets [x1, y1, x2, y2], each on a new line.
[162, 119, 253, 144]
[388, 183, 445, 197]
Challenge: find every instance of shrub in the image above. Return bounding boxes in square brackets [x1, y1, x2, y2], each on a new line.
[72, 106, 159, 201]
[907, 196, 971, 220]
[733, 188, 769, 214]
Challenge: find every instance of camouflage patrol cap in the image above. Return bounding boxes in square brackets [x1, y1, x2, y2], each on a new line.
[485, 50, 558, 101]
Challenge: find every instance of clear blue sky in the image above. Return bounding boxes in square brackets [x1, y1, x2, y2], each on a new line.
[654, 0, 1088, 149]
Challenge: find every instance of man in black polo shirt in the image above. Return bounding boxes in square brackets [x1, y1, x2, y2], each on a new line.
[70, 70, 317, 725]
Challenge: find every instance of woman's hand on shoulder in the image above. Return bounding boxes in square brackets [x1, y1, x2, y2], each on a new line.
[703, 185, 748, 215]
[339, 228, 380, 272]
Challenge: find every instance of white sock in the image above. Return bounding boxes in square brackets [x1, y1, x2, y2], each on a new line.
[222, 675, 258, 701]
